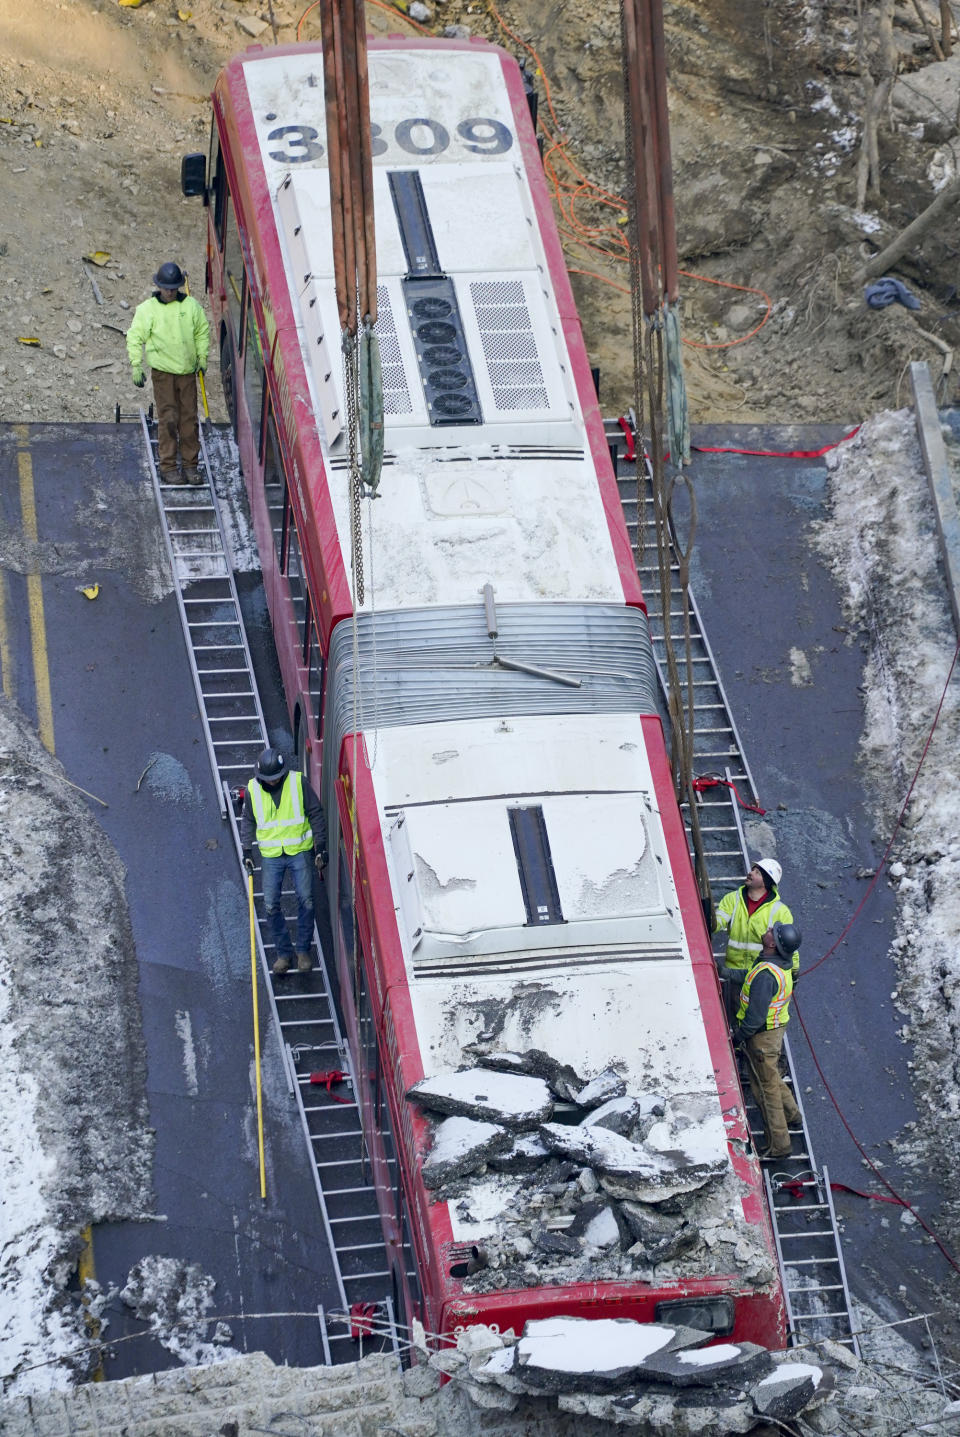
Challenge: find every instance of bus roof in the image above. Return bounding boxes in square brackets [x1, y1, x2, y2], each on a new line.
[226, 42, 629, 611]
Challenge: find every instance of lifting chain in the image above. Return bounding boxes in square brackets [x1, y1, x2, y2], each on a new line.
[343, 327, 365, 607]
[641, 324, 713, 922]
[624, 122, 712, 922]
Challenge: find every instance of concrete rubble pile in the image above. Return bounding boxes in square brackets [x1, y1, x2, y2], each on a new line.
[407, 1050, 775, 1293]
[415, 1315, 835, 1434]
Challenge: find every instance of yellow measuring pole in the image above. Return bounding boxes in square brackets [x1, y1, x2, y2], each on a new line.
[249, 872, 267, 1199]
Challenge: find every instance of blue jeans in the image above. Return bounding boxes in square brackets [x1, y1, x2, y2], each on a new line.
[260, 849, 314, 957]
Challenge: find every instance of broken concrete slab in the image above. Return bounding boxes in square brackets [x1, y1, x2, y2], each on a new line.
[513, 1316, 709, 1394]
[409, 1068, 554, 1127]
[488, 1132, 549, 1174]
[573, 1067, 627, 1108]
[580, 1205, 621, 1249]
[539, 1120, 726, 1204]
[422, 1116, 511, 1188]
[473, 1047, 585, 1102]
[533, 1224, 581, 1257]
[638, 1341, 774, 1388]
[567, 1197, 614, 1239]
[457, 1377, 519, 1411]
[401, 1361, 442, 1398]
[619, 1202, 699, 1263]
[456, 1325, 504, 1358]
[469, 1346, 528, 1395]
[582, 1095, 645, 1136]
[750, 1360, 826, 1420]
[644, 1106, 728, 1171]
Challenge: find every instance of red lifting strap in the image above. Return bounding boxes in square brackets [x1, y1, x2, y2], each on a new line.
[779, 1177, 909, 1209]
[617, 415, 637, 462]
[614, 417, 861, 465]
[691, 774, 766, 816]
[308, 1069, 352, 1104]
[350, 1301, 379, 1339]
[829, 1181, 910, 1208]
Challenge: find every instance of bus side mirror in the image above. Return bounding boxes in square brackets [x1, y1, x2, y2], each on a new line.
[181, 152, 207, 200]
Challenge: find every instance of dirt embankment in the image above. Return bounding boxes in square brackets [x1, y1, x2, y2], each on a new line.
[0, 0, 958, 428]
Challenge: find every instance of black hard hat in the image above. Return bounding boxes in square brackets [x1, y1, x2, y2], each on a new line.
[772, 922, 802, 958]
[255, 747, 288, 784]
[153, 261, 185, 288]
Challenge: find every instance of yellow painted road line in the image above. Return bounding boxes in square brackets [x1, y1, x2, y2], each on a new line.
[0, 570, 13, 698]
[13, 428, 101, 1372]
[14, 425, 54, 753]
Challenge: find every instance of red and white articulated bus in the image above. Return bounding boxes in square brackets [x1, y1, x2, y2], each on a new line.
[184, 36, 786, 1349]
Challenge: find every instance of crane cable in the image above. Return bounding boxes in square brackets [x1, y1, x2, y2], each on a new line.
[622, 7, 712, 922]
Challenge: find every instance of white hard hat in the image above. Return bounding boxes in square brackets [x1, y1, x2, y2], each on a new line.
[755, 857, 782, 887]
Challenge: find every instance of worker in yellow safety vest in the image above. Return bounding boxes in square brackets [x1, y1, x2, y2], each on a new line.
[714, 856, 798, 980]
[735, 922, 803, 1160]
[241, 747, 328, 977]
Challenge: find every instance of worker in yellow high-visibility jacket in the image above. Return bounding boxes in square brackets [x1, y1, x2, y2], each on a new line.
[241, 748, 327, 977]
[735, 922, 803, 1160]
[714, 857, 798, 978]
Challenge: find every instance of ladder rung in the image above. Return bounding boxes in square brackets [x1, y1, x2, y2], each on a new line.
[787, 1283, 845, 1295]
[784, 1257, 843, 1267]
[777, 1229, 833, 1239]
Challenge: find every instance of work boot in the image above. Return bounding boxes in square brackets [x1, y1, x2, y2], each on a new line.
[272, 954, 291, 976]
[757, 1145, 792, 1161]
[183, 467, 202, 485]
[296, 951, 312, 972]
[159, 467, 185, 485]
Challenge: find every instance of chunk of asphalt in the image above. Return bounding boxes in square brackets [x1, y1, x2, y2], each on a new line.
[637, 1341, 774, 1388]
[409, 1067, 554, 1128]
[422, 1116, 512, 1188]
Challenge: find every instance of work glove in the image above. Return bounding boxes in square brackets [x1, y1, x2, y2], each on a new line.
[195, 362, 206, 376]
[243, 852, 255, 873]
[132, 368, 146, 388]
[315, 850, 328, 875]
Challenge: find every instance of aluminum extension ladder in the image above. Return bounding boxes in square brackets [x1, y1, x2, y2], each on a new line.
[607, 417, 860, 1355]
[141, 412, 395, 1359]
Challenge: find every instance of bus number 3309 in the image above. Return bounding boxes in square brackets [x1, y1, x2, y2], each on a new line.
[266, 116, 514, 163]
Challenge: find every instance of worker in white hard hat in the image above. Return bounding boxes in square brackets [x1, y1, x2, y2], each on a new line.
[714, 857, 799, 1005]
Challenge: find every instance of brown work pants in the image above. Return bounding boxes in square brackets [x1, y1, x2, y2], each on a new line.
[744, 1028, 800, 1156]
[152, 369, 199, 471]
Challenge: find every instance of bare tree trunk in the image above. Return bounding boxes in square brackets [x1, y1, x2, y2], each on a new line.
[855, 173, 960, 280]
[856, 0, 898, 205]
[912, 0, 945, 59]
[857, 75, 894, 207]
[940, 0, 953, 56]
[856, 73, 874, 211]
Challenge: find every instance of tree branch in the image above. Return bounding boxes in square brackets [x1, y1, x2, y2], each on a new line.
[855, 174, 960, 280]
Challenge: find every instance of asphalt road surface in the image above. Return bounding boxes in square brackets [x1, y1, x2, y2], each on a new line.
[686, 422, 957, 1356]
[0, 420, 343, 1378]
